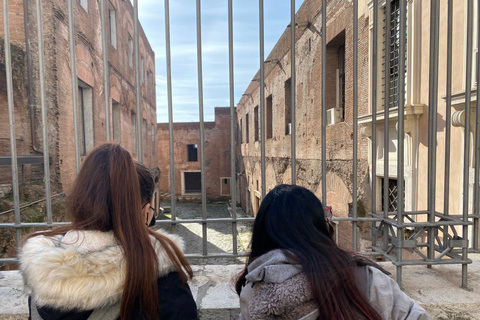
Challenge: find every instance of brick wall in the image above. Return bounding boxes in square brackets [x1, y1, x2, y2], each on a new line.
[236, 0, 372, 217]
[0, 0, 158, 195]
[157, 107, 232, 201]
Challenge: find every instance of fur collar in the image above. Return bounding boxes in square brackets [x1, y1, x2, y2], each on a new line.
[20, 229, 185, 311]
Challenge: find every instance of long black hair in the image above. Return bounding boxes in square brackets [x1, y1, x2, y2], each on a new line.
[235, 184, 382, 320]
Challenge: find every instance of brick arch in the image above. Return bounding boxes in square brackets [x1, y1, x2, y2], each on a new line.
[316, 172, 352, 217]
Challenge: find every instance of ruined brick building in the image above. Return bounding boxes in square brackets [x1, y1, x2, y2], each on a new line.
[237, 0, 371, 219]
[157, 107, 232, 201]
[0, 0, 157, 194]
[237, 0, 479, 250]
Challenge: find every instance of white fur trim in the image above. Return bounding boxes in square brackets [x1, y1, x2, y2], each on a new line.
[20, 229, 184, 311]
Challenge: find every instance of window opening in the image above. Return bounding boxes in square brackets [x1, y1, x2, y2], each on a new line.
[187, 144, 198, 162]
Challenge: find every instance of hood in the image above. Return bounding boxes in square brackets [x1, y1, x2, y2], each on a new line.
[20, 229, 184, 311]
[245, 249, 302, 284]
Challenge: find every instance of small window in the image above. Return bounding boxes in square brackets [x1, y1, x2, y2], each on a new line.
[112, 100, 121, 142]
[254, 105, 259, 142]
[77, 80, 94, 155]
[108, 3, 117, 49]
[266, 95, 273, 139]
[246, 113, 250, 143]
[131, 112, 137, 154]
[381, 178, 405, 212]
[285, 78, 291, 135]
[187, 144, 198, 162]
[77, 0, 88, 11]
[128, 36, 134, 69]
[149, 71, 154, 95]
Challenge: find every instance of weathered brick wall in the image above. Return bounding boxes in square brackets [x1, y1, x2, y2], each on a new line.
[237, 0, 371, 217]
[157, 107, 232, 201]
[0, 0, 158, 195]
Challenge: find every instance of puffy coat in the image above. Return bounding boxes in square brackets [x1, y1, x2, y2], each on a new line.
[238, 250, 430, 320]
[20, 229, 198, 320]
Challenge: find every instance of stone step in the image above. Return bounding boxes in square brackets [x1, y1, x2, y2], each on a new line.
[1, 255, 479, 319]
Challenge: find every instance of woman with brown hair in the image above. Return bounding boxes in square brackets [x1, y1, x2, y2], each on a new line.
[236, 184, 428, 320]
[20, 143, 198, 319]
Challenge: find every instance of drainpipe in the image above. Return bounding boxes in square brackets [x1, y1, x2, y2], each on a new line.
[24, 0, 42, 154]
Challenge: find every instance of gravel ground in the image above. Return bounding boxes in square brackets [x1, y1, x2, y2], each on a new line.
[154, 202, 252, 265]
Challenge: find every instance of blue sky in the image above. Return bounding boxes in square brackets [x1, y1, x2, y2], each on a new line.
[138, 1, 304, 123]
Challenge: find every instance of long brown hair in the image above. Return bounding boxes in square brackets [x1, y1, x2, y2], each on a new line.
[24, 143, 192, 319]
[235, 185, 382, 320]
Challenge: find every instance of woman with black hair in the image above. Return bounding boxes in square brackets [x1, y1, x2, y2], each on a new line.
[235, 184, 429, 320]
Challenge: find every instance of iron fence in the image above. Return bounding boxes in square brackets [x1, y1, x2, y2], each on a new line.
[1, 0, 479, 289]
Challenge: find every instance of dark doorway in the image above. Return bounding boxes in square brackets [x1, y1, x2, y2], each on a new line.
[184, 172, 201, 193]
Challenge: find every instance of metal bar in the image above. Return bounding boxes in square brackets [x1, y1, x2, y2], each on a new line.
[371, 0, 378, 248]
[35, 0, 53, 225]
[134, 0, 143, 162]
[462, 0, 474, 288]
[2, 0, 22, 256]
[443, 0, 453, 262]
[100, 0, 111, 141]
[154, 216, 379, 225]
[196, 0, 208, 256]
[260, 0, 266, 197]
[67, 0, 80, 173]
[164, 0, 176, 223]
[0, 222, 71, 228]
[352, 0, 358, 252]
[396, 0, 407, 286]
[291, 0, 296, 185]
[382, 0, 391, 254]
[427, 0, 440, 267]
[228, 0, 237, 255]
[473, 0, 480, 251]
[321, 0, 327, 205]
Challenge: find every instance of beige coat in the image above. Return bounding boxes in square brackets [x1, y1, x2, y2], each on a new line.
[239, 250, 430, 320]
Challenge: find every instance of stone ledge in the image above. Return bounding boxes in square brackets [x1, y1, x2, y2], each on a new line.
[1, 256, 480, 319]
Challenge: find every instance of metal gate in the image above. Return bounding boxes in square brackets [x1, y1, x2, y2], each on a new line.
[1, 0, 479, 289]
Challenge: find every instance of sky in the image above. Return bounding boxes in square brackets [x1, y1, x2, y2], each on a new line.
[138, 1, 304, 123]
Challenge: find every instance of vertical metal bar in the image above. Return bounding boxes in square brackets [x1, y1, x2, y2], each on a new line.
[371, 0, 378, 248]
[3, 0, 21, 253]
[259, 0, 266, 198]
[321, 0, 327, 205]
[474, 0, 480, 251]
[443, 0, 453, 247]
[396, 0, 407, 286]
[352, 0, 358, 252]
[134, 0, 143, 162]
[291, 0, 296, 185]
[100, 0, 111, 141]
[427, 0, 440, 267]
[35, 0, 53, 225]
[228, 0, 237, 255]
[383, 0, 391, 252]
[462, 0, 474, 288]
[67, 0, 80, 173]
[164, 0, 176, 222]
[196, 0, 208, 256]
